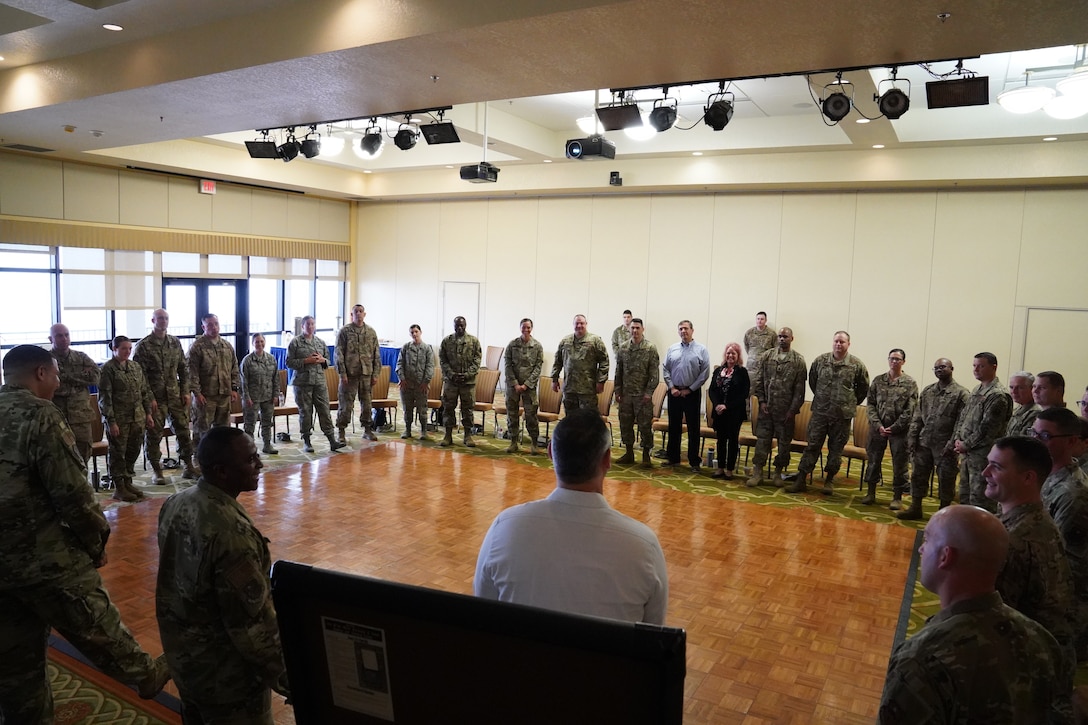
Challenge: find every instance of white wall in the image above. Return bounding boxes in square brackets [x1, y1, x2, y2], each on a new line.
[356, 189, 1088, 397]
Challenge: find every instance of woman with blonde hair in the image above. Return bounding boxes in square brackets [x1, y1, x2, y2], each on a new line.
[708, 342, 750, 480]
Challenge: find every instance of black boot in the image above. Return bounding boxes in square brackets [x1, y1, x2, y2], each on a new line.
[302, 436, 314, 453]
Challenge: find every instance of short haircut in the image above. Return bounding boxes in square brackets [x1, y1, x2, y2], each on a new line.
[974, 352, 998, 366]
[110, 335, 131, 351]
[352, 304, 365, 311]
[622, 309, 632, 315]
[889, 348, 906, 360]
[1037, 406, 1081, 435]
[756, 311, 767, 317]
[197, 425, 248, 473]
[834, 330, 850, 341]
[409, 324, 421, 333]
[1010, 370, 1035, 383]
[2, 344, 53, 379]
[251, 333, 265, 344]
[552, 409, 610, 485]
[301, 315, 315, 324]
[678, 319, 693, 328]
[520, 318, 533, 327]
[631, 317, 644, 326]
[1037, 371, 1065, 390]
[202, 313, 217, 324]
[992, 436, 1052, 486]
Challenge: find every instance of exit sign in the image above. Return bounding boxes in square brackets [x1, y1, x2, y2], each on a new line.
[199, 179, 217, 195]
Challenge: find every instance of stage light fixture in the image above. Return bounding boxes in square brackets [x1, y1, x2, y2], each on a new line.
[649, 97, 677, 132]
[819, 73, 853, 123]
[357, 119, 384, 159]
[595, 103, 642, 131]
[702, 82, 735, 131]
[276, 129, 300, 162]
[875, 70, 911, 120]
[299, 126, 321, 158]
[245, 130, 278, 159]
[394, 124, 418, 151]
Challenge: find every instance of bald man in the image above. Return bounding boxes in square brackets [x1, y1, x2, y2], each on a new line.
[49, 323, 100, 463]
[879, 506, 1062, 723]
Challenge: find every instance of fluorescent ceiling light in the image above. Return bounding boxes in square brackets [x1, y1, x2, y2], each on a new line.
[997, 84, 1055, 113]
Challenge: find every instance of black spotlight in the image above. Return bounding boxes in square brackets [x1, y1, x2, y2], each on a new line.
[703, 99, 734, 131]
[276, 139, 300, 162]
[649, 102, 677, 132]
[300, 138, 320, 158]
[821, 92, 851, 122]
[877, 88, 910, 119]
[359, 121, 384, 158]
[394, 127, 418, 151]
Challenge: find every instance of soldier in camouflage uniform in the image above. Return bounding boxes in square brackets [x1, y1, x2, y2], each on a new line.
[156, 426, 288, 724]
[0, 345, 168, 724]
[788, 331, 869, 495]
[240, 333, 280, 455]
[396, 324, 434, 441]
[335, 304, 381, 443]
[49, 323, 100, 462]
[985, 436, 1075, 720]
[1034, 408, 1088, 659]
[288, 315, 345, 454]
[188, 313, 240, 449]
[610, 309, 632, 358]
[742, 311, 776, 364]
[879, 505, 1062, 723]
[1006, 371, 1040, 437]
[747, 327, 806, 487]
[504, 318, 544, 455]
[134, 309, 198, 482]
[614, 318, 659, 467]
[552, 314, 610, 413]
[438, 316, 482, 447]
[862, 349, 918, 509]
[98, 336, 154, 503]
[900, 358, 969, 520]
[952, 352, 1013, 513]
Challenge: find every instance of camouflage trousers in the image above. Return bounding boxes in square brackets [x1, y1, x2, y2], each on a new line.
[400, 380, 428, 431]
[295, 384, 334, 437]
[562, 392, 598, 413]
[751, 410, 796, 471]
[960, 449, 997, 513]
[337, 374, 374, 433]
[53, 396, 93, 462]
[910, 443, 959, 504]
[617, 393, 652, 449]
[442, 381, 476, 429]
[179, 688, 273, 725]
[192, 394, 232, 448]
[506, 385, 540, 443]
[865, 429, 909, 493]
[146, 394, 193, 463]
[0, 565, 157, 725]
[107, 421, 144, 481]
[243, 400, 275, 444]
[797, 412, 851, 478]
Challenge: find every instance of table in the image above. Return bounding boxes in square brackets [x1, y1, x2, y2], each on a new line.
[380, 344, 401, 383]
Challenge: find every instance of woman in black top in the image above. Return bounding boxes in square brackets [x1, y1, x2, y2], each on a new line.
[708, 342, 750, 480]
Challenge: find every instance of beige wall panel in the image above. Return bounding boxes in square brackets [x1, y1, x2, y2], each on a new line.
[849, 192, 936, 374]
[534, 197, 593, 356]
[645, 195, 715, 359]
[776, 193, 857, 371]
[708, 194, 784, 361]
[1016, 189, 1088, 310]
[286, 195, 322, 240]
[118, 172, 169, 227]
[1023, 308, 1088, 397]
[210, 185, 252, 234]
[356, 203, 400, 336]
[926, 190, 1025, 373]
[437, 200, 488, 288]
[482, 198, 539, 350]
[392, 202, 442, 345]
[0, 154, 63, 219]
[251, 190, 289, 238]
[318, 198, 351, 243]
[167, 176, 212, 231]
[63, 164, 119, 224]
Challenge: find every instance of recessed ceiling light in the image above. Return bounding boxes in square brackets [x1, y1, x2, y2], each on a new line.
[543, 159, 552, 163]
[445, 165, 453, 169]
[692, 151, 703, 156]
[872, 144, 885, 149]
[0, 56, 5, 61]
[856, 118, 871, 124]
[363, 170, 373, 174]
[1043, 136, 1058, 141]
[102, 23, 123, 31]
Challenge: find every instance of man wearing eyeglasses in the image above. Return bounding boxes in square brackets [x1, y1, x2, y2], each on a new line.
[1034, 407, 1088, 661]
[860, 349, 918, 509]
[952, 352, 1013, 513]
[1006, 371, 1040, 437]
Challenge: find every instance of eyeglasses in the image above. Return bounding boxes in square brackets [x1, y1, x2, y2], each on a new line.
[1028, 429, 1078, 442]
[1078, 400, 1088, 408]
[888, 357, 904, 363]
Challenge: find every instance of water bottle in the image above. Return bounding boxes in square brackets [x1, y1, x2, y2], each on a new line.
[705, 447, 715, 468]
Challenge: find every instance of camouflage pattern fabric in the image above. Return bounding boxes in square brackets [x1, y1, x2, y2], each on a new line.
[864, 372, 918, 493]
[743, 326, 776, 363]
[51, 348, 100, 460]
[1041, 464, 1088, 652]
[551, 333, 609, 397]
[397, 342, 434, 432]
[807, 352, 870, 420]
[1007, 403, 1041, 437]
[615, 338, 660, 449]
[98, 358, 152, 481]
[439, 333, 481, 429]
[289, 335, 335, 437]
[286, 334, 330, 387]
[505, 337, 544, 443]
[611, 324, 631, 358]
[189, 336, 239, 447]
[749, 348, 807, 472]
[241, 351, 278, 444]
[336, 323, 381, 432]
[134, 332, 193, 464]
[954, 379, 1012, 512]
[908, 379, 970, 504]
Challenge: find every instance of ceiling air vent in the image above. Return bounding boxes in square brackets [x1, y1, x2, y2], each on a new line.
[2, 143, 56, 153]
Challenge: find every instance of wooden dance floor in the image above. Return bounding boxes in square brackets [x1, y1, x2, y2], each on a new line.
[99, 443, 916, 724]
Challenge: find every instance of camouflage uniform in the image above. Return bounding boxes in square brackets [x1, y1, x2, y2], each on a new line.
[908, 379, 969, 506]
[240, 350, 278, 448]
[610, 324, 631, 358]
[1007, 403, 1040, 437]
[743, 326, 776, 364]
[133, 332, 194, 466]
[188, 335, 240, 446]
[551, 333, 610, 412]
[50, 347, 100, 461]
[0, 384, 161, 724]
[1041, 464, 1088, 654]
[396, 341, 434, 435]
[952, 378, 1012, 512]
[287, 334, 335, 439]
[157, 481, 286, 722]
[614, 338, 659, 451]
[439, 333, 482, 431]
[864, 372, 918, 496]
[504, 336, 544, 446]
[335, 322, 381, 435]
[879, 591, 1062, 724]
[98, 358, 153, 485]
[997, 501, 1076, 720]
[796, 353, 870, 481]
[749, 348, 807, 475]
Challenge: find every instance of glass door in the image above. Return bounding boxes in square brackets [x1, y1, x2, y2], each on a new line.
[163, 279, 249, 357]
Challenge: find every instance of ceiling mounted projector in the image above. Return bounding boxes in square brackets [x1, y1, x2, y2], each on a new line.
[460, 162, 500, 183]
[565, 136, 616, 160]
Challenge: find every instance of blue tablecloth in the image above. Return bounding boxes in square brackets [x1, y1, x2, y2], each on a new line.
[381, 345, 401, 383]
[271, 345, 334, 384]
